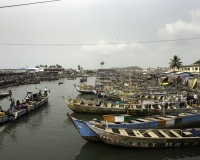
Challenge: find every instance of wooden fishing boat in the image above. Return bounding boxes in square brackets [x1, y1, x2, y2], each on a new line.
[87, 123, 200, 148]
[80, 77, 87, 83]
[0, 91, 49, 124]
[74, 84, 94, 94]
[74, 84, 103, 94]
[67, 111, 200, 142]
[0, 90, 12, 98]
[63, 96, 197, 116]
[106, 90, 125, 100]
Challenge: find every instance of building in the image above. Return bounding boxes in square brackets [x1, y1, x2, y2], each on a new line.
[168, 64, 200, 75]
[179, 64, 200, 75]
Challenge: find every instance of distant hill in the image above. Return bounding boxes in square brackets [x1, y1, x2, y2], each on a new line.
[109, 66, 143, 70]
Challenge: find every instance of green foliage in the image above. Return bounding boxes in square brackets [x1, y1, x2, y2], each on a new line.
[35, 64, 63, 68]
[169, 55, 182, 70]
[86, 70, 95, 73]
[194, 60, 200, 64]
[78, 65, 81, 70]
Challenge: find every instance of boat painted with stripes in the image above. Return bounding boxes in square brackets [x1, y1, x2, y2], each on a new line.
[67, 111, 200, 142]
[87, 123, 200, 148]
[63, 96, 197, 116]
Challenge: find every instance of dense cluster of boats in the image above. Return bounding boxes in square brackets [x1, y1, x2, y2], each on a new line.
[64, 71, 200, 148]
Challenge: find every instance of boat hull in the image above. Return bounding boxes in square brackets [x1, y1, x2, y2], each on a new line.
[0, 94, 49, 124]
[88, 123, 200, 148]
[67, 112, 100, 142]
[67, 112, 200, 142]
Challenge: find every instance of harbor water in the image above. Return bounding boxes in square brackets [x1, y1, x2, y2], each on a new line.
[0, 77, 200, 160]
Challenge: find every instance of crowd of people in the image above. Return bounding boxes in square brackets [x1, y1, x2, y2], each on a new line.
[0, 87, 50, 120]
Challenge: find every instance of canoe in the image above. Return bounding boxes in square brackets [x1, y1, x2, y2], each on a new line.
[80, 78, 87, 83]
[0, 90, 12, 98]
[87, 123, 200, 148]
[0, 92, 11, 97]
[63, 96, 197, 116]
[74, 84, 94, 94]
[67, 111, 200, 142]
[0, 92, 49, 124]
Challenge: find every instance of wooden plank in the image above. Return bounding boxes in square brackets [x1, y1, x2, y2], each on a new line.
[105, 128, 113, 133]
[100, 103, 104, 107]
[136, 118, 149, 122]
[107, 103, 112, 108]
[131, 120, 140, 123]
[132, 130, 144, 137]
[170, 130, 182, 138]
[166, 116, 177, 118]
[145, 118, 159, 121]
[183, 131, 191, 136]
[158, 130, 170, 138]
[118, 129, 128, 136]
[157, 117, 171, 120]
[146, 130, 159, 138]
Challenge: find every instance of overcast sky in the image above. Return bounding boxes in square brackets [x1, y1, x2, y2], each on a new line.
[0, 0, 200, 70]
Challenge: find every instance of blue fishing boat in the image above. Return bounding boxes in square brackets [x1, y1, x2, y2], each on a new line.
[67, 111, 200, 142]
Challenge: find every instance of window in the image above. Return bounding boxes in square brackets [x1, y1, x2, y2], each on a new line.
[188, 68, 190, 70]
[195, 68, 198, 70]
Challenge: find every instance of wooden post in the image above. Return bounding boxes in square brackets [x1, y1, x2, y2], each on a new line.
[126, 108, 129, 115]
[162, 103, 165, 116]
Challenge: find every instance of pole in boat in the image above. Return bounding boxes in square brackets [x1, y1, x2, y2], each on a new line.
[162, 102, 165, 116]
[106, 121, 108, 128]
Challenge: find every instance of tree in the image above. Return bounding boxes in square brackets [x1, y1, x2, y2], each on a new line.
[78, 65, 81, 70]
[169, 55, 183, 71]
[194, 60, 200, 64]
[100, 61, 105, 69]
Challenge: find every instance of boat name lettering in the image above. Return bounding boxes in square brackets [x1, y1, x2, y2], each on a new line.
[137, 123, 151, 129]
[132, 142, 156, 147]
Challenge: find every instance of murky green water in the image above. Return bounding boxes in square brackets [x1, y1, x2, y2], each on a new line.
[0, 77, 200, 160]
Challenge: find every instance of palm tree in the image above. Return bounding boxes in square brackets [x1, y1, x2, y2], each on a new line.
[78, 65, 81, 70]
[100, 61, 105, 69]
[169, 55, 182, 72]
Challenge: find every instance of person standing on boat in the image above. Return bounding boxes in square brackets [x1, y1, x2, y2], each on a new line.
[9, 98, 15, 114]
[44, 87, 48, 96]
[25, 94, 30, 103]
[193, 92, 198, 104]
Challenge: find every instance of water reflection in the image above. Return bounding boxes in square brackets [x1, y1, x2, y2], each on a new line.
[0, 123, 17, 150]
[75, 142, 200, 160]
[76, 93, 97, 99]
[0, 102, 50, 150]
